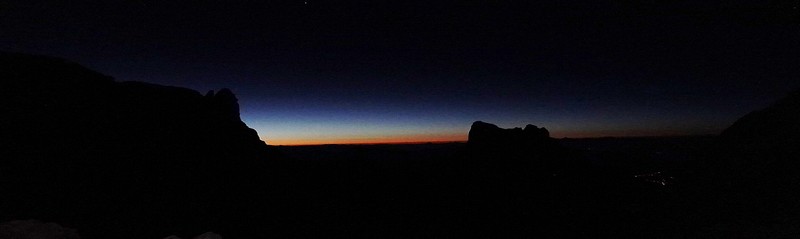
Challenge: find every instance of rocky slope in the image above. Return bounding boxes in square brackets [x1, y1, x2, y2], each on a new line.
[0, 52, 277, 238]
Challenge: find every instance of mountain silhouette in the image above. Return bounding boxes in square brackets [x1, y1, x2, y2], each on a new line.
[710, 88, 800, 180]
[464, 121, 567, 169]
[0, 52, 278, 238]
[675, 89, 800, 237]
[720, 89, 800, 159]
[468, 121, 552, 148]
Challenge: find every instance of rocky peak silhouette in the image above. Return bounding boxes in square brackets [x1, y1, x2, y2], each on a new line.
[720, 89, 800, 156]
[680, 90, 800, 238]
[707, 89, 800, 181]
[0, 51, 276, 239]
[206, 88, 241, 122]
[464, 121, 566, 169]
[468, 121, 553, 149]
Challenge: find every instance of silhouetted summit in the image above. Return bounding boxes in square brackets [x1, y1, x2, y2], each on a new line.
[679, 89, 800, 237]
[708, 88, 800, 185]
[468, 121, 554, 149]
[0, 52, 275, 239]
[0, 52, 269, 163]
[206, 88, 243, 123]
[469, 121, 547, 144]
[463, 121, 568, 172]
[720, 89, 800, 157]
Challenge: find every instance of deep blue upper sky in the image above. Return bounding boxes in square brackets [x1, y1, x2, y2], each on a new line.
[2, 1, 798, 144]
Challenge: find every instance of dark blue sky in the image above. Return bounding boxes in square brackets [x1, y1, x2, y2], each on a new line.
[2, 0, 798, 144]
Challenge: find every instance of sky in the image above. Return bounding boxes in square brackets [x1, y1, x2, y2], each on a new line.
[2, 0, 799, 145]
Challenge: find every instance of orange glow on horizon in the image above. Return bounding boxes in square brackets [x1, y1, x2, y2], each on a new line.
[265, 133, 467, 146]
[264, 129, 718, 146]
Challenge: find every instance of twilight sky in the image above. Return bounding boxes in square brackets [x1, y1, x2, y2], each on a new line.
[2, 1, 798, 145]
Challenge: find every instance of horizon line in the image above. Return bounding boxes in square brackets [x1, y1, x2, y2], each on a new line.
[268, 134, 718, 146]
[271, 140, 468, 146]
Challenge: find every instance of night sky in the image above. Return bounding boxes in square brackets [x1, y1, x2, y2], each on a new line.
[2, 1, 798, 145]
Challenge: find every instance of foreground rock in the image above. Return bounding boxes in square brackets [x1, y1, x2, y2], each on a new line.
[0, 220, 80, 239]
[0, 52, 278, 239]
[720, 89, 800, 160]
[679, 89, 800, 237]
[708, 89, 800, 183]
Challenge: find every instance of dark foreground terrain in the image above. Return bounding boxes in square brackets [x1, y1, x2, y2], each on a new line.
[2, 52, 800, 238]
[271, 136, 712, 238]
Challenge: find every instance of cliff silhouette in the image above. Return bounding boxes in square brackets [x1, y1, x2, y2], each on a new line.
[670, 89, 800, 237]
[0, 52, 278, 238]
[463, 121, 575, 172]
[468, 121, 554, 149]
[704, 89, 800, 183]
[720, 89, 800, 160]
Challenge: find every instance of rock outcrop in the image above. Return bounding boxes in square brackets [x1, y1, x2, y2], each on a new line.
[468, 121, 551, 148]
[681, 90, 800, 238]
[0, 220, 80, 239]
[708, 89, 800, 183]
[720, 89, 800, 158]
[0, 52, 278, 239]
[464, 121, 566, 171]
